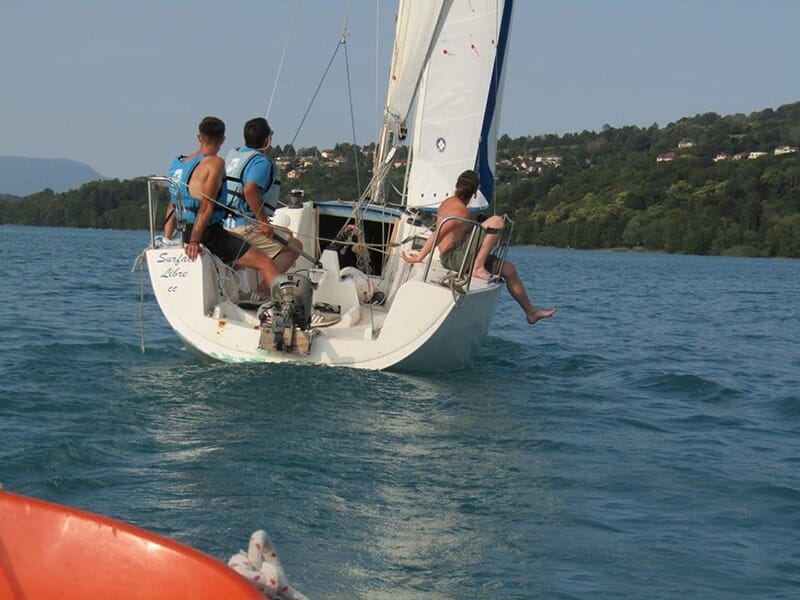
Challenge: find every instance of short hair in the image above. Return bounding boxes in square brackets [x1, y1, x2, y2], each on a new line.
[455, 169, 479, 201]
[198, 116, 225, 143]
[244, 117, 272, 148]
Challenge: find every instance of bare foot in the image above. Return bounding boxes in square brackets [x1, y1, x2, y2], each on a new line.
[527, 307, 557, 325]
[473, 267, 492, 281]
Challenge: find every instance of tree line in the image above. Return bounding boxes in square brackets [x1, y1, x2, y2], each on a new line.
[1, 101, 798, 258]
[493, 102, 800, 258]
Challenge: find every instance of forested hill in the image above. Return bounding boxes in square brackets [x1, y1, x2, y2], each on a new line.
[1, 102, 798, 258]
[493, 102, 800, 258]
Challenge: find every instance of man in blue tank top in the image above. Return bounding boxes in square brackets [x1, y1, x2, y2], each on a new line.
[223, 117, 302, 275]
[164, 116, 283, 294]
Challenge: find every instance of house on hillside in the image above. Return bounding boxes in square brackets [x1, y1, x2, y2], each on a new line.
[535, 155, 562, 168]
[677, 138, 694, 149]
[656, 151, 676, 162]
[748, 151, 768, 159]
[322, 156, 345, 167]
[510, 154, 533, 173]
[713, 153, 731, 162]
[732, 152, 749, 161]
[774, 145, 798, 155]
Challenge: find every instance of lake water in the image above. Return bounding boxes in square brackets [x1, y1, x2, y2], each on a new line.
[1, 225, 798, 598]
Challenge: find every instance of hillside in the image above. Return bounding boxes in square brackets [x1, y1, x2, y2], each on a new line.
[490, 102, 800, 257]
[1, 101, 798, 258]
[0, 157, 107, 196]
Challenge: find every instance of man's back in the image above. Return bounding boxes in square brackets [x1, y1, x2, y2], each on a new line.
[187, 154, 225, 202]
[435, 195, 471, 253]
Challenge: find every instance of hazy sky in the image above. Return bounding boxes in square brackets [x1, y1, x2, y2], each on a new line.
[1, 0, 798, 180]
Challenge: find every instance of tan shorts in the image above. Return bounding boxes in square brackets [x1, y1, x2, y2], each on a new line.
[227, 224, 284, 259]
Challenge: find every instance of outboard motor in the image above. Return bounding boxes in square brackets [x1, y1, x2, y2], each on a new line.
[258, 273, 313, 352]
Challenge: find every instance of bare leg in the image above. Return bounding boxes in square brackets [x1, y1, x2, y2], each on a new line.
[473, 215, 504, 280]
[500, 260, 557, 325]
[234, 247, 279, 293]
[272, 237, 303, 274]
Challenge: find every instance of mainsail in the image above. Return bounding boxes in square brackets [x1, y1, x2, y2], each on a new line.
[405, 0, 514, 211]
[383, 0, 454, 126]
[373, 0, 453, 183]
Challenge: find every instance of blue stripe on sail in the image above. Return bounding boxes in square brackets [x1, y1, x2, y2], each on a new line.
[475, 0, 513, 209]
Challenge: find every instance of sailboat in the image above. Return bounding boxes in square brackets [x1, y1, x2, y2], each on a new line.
[139, 0, 515, 371]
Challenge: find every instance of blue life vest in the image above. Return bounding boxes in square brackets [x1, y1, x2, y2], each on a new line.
[167, 154, 227, 225]
[224, 147, 281, 227]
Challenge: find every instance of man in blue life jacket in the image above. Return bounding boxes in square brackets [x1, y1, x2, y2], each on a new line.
[164, 116, 282, 294]
[223, 117, 302, 274]
[402, 169, 556, 325]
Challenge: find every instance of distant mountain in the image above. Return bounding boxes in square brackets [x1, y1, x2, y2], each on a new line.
[0, 157, 107, 196]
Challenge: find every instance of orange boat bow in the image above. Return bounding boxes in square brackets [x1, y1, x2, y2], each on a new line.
[0, 490, 264, 600]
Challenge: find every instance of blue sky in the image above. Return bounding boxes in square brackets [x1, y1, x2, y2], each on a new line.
[1, 0, 798, 180]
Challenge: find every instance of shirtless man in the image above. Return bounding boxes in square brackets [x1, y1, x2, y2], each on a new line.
[165, 116, 280, 293]
[402, 169, 556, 325]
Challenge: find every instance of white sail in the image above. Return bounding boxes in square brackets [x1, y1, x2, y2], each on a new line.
[406, 0, 514, 211]
[384, 0, 453, 127]
[373, 0, 453, 180]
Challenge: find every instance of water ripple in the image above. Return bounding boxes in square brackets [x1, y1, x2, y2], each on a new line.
[2, 228, 800, 598]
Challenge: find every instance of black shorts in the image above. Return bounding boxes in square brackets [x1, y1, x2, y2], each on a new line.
[183, 223, 250, 264]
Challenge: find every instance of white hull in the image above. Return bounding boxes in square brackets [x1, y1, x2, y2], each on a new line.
[145, 241, 501, 371]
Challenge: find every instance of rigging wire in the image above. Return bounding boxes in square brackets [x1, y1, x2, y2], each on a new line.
[266, 0, 297, 118]
[289, 1, 356, 151]
[342, 30, 362, 197]
[288, 39, 344, 149]
[137, 254, 146, 353]
[375, 0, 381, 139]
